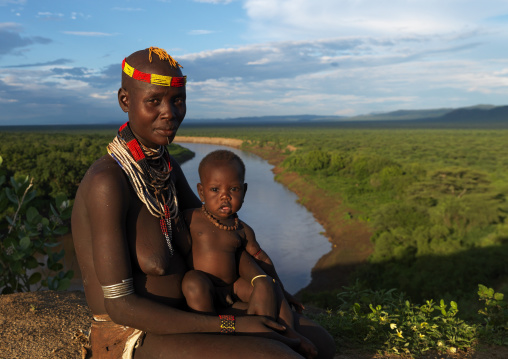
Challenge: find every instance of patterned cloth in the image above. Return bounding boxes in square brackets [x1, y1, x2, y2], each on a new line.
[89, 314, 145, 359]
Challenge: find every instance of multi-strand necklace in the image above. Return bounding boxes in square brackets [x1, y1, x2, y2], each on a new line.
[201, 205, 239, 231]
[107, 121, 178, 255]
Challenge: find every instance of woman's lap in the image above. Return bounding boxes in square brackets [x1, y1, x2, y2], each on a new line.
[294, 315, 336, 359]
[134, 333, 304, 359]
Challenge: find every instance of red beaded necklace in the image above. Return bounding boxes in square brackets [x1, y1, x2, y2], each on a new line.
[201, 205, 239, 231]
[107, 122, 178, 255]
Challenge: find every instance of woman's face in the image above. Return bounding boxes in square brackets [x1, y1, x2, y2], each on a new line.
[118, 62, 186, 148]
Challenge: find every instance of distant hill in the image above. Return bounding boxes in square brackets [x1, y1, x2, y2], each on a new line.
[431, 105, 508, 123]
[184, 104, 508, 128]
[186, 114, 345, 123]
[345, 108, 454, 121]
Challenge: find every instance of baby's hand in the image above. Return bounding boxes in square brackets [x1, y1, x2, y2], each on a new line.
[284, 290, 305, 314]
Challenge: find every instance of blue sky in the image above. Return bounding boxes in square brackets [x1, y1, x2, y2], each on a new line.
[1, 0, 508, 125]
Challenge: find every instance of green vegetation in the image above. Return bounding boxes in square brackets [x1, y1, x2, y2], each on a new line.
[0, 130, 195, 199]
[179, 124, 508, 308]
[305, 283, 507, 357]
[0, 156, 72, 293]
[1, 122, 508, 355]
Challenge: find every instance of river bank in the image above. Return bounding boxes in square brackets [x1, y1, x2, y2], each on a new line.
[175, 135, 374, 294]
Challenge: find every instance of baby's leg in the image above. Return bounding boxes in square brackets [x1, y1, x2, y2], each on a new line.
[181, 270, 216, 315]
[233, 277, 253, 303]
[238, 277, 317, 358]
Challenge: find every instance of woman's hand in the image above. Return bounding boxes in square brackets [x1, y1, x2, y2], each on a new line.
[235, 315, 300, 348]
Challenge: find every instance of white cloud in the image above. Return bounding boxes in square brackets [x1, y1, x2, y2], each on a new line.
[243, 0, 508, 40]
[111, 7, 145, 12]
[188, 29, 214, 35]
[194, 0, 234, 4]
[37, 11, 64, 18]
[62, 31, 116, 37]
[0, 98, 18, 103]
[0, 22, 22, 30]
[70, 12, 91, 20]
[90, 91, 115, 100]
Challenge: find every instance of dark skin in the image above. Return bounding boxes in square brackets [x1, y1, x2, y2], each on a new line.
[182, 159, 318, 358]
[182, 160, 254, 311]
[71, 48, 335, 359]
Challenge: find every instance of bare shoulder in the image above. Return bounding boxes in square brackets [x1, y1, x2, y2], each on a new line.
[76, 155, 130, 207]
[239, 220, 261, 253]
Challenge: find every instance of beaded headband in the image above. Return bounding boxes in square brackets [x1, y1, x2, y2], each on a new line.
[122, 47, 186, 87]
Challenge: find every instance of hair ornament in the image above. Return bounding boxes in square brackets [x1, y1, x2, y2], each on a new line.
[122, 47, 186, 87]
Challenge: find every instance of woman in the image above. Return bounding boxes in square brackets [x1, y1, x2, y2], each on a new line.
[71, 47, 335, 359]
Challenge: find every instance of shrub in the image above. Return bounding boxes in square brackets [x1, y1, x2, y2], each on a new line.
[477, 284, 508, 345]
[0, 156, 73, 293]
[311, 283, 479, 357]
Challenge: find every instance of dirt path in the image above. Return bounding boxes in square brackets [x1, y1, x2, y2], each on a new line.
[0, 290, 91, 358]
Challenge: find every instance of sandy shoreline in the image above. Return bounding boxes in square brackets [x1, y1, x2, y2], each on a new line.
[174, 136, 244, 148]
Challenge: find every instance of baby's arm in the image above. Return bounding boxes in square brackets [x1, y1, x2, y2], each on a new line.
[242, 223, 305, 313]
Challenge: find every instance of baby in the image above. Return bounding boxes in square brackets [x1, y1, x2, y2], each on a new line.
[181, 149, 317, 358]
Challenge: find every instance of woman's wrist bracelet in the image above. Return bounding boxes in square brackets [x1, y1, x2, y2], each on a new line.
[219, 314, 235, 334]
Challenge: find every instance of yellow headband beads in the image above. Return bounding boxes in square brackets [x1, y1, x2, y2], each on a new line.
[122, 47, 186, 87]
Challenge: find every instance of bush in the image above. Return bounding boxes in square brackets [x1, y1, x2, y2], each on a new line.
[0, 156, 73, 293]
[311, 283, 483, 357]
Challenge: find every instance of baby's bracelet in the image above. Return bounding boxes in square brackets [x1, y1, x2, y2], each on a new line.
[250, 274, 267, 287]
[219, 314, 235, 334]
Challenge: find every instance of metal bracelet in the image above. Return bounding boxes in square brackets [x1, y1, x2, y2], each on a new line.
[102, 278, 134, 299]
[250, 274, 268, 287]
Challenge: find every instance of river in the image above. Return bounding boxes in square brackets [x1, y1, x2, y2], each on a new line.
[176, 142, 331, 294]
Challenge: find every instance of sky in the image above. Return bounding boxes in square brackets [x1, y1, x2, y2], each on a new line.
[1, 0, 508, 125]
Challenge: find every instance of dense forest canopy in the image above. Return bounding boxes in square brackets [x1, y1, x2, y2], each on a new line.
[0, 130, 194, 200]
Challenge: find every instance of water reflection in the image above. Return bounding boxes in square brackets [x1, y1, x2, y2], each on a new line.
[176, 142, 331, 294]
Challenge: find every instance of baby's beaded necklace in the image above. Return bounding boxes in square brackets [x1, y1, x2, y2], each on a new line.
[201, 205, 239, 231]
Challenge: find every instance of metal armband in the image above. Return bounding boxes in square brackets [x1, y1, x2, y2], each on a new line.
[101, 278, 135, 299]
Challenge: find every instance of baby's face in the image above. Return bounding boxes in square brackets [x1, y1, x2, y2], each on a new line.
[198, 161, 246, 219]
